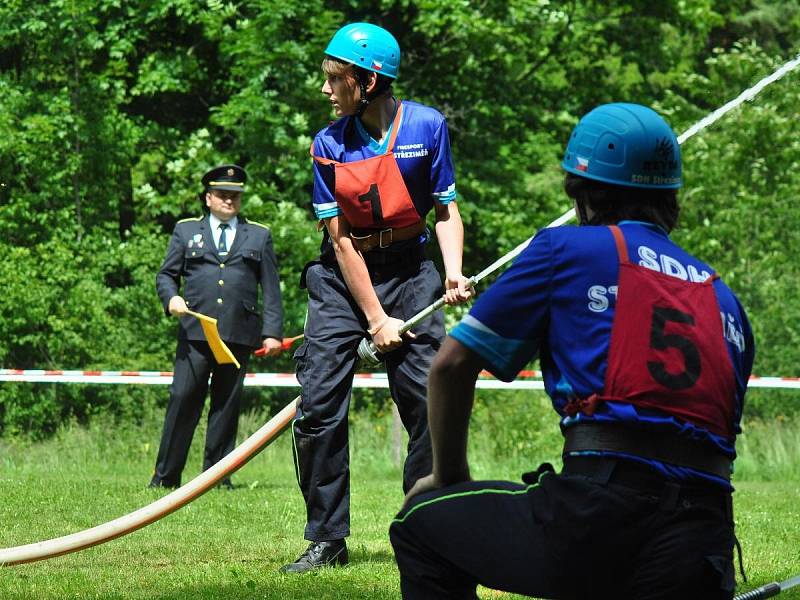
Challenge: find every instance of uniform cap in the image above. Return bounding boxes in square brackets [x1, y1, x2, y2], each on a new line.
[201, 164, 247, 192]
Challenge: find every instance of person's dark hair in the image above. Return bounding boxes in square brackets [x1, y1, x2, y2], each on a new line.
[564, 172, 680, 233]
[198, 190, 210, 214]
[356, 67, 393, 101]
[321, 56, 393, 102]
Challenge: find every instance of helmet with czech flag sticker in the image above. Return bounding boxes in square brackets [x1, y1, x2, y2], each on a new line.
[324, 22, 401, 80]
[561, 103, 682, 190]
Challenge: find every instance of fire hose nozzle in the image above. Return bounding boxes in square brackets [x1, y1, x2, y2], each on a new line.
[357, 338, 383, 365]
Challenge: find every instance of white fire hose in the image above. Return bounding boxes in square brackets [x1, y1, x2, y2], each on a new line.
[0, 397, 298, 566]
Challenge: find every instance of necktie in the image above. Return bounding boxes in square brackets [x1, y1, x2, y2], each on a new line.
[218, 223, 229, 254]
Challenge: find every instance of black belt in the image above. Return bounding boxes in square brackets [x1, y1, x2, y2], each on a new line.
[563, 422, 732, 481]
[363, 243, 425, 267]
[562, 455, 732, 514]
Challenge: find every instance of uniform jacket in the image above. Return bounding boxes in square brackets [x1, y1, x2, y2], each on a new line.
[156, 214, 283, 349]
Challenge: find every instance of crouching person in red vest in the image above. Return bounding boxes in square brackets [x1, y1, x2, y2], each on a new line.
[391, 103, 754, 600]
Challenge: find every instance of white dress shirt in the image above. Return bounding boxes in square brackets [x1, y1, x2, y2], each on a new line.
[209, 214, 238, 253]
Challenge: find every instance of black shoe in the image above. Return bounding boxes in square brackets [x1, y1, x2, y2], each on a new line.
[218, 478, 235, 490]
[148, 477, 179, 489]
[279, 540, 348, 573]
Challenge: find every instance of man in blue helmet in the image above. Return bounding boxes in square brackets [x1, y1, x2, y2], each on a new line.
[282, 23, 472, 573]
[390, 103, 754, 599]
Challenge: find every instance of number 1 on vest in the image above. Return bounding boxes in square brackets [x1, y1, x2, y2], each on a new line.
[358, 183, 383, 224]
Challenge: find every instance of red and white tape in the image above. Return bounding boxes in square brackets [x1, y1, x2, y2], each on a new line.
[0, 369, 798, 389]
[0, 369, 544, 389]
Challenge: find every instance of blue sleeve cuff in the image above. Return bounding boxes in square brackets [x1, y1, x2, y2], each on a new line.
[450, 316, 535, 382]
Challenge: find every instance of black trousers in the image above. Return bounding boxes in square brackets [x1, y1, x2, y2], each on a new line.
[292, 258, 443, 541]
[390, 457, 736, 600]
[152, 339, 251, 486]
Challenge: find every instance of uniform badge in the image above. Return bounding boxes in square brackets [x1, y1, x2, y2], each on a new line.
[227, 168, 234, 176]
[187, 239, 194, 248]
[193, 233, 204, 248]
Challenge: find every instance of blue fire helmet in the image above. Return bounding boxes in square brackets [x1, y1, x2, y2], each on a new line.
[325, 22, 400, 79]
[561, 103, 682, 189]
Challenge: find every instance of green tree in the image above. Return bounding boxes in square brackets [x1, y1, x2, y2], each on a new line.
[1, 0, 798, 435]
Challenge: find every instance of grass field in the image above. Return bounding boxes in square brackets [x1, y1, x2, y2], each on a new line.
[0, 393, 798, 599]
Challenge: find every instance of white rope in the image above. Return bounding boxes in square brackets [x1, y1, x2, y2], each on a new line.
[678, 52, 800, 145]
[504, 51, 800, 258]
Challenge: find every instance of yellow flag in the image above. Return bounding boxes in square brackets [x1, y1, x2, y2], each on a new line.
[186, 310, 241, 369]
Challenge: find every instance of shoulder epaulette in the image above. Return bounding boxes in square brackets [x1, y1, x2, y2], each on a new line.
[246, 220, 270, 229]
[177, 216, 204, 224]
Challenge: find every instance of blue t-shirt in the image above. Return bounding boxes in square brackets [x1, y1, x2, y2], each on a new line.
[451, 221, 755, 486]
[311, 99, 456, 221]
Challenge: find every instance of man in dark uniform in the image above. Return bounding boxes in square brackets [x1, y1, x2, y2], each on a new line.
[390, 104, 755, 599]
[149, 164, 284, 489]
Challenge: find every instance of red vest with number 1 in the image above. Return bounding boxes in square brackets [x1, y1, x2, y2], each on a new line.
[312, 101, 421, 229]
[598, 225, 736, 438]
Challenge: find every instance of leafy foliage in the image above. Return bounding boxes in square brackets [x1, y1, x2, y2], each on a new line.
[1, 0, 798, 435]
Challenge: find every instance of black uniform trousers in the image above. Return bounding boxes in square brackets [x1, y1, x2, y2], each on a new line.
[293, 254, 443, 541]
[390, 456, 736, 600]
[152, 339, 251, 487]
